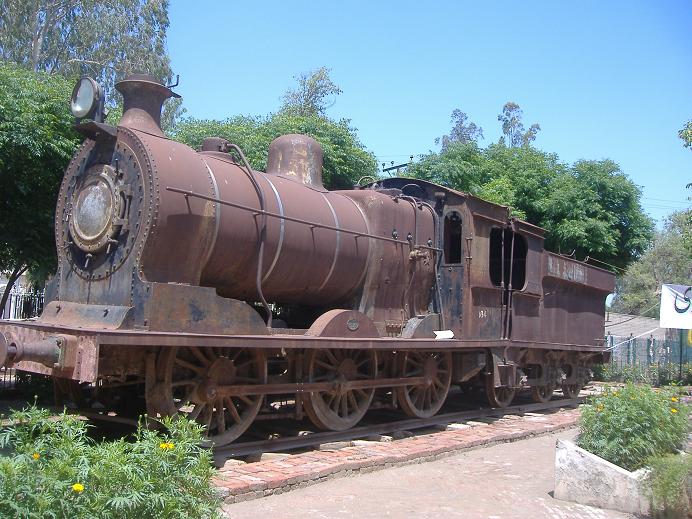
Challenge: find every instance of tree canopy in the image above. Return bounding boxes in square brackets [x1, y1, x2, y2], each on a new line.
[171, 112, 378, 190]
[0, 0, 181, 128]
[435, 109, 484, 150]
[610, 210, 692, 316]
[173, 67, 377, 189]
[0, 0, 173, 98]
[679, 120, 692, 149]
[407, 106, 653, 270]
[497, 102, 541, 147]
[0, 63, 81, 310]
[610, 122, 692, 315]
[280, 67, 342, 118]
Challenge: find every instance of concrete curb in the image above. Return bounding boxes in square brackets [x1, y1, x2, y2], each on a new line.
[214, 408, 581, 504]
[554, 439, 650, 516]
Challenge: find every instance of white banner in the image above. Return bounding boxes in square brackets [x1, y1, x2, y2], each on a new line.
[660, 284, 692, 329]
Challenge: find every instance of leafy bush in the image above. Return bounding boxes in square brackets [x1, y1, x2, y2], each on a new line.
[0, 405, 220, 518]
[593, 363, 692, 387]
[647, 453, 692, 519]
[577, 383, 689, 471]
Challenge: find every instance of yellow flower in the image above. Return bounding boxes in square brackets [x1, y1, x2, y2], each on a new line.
[671, 397, 678, 403]
[596, 404, 604, 412]
[159, 442, 175, 450]
[72, 483, 84, 493]
[167, 442, 174, 450]
[32, 453, 40, 460]
[671, 408, 678, 414]
[613, 391, 619, 397]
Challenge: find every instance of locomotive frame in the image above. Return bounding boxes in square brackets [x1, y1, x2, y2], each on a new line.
[0, 75, 614, 446]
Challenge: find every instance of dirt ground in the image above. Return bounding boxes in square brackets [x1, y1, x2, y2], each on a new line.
[223, 428, 634, 519]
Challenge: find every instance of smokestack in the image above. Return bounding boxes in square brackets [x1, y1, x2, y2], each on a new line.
[115, 74, 180, 137]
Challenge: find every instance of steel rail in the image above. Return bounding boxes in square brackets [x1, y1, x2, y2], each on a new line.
[214, 396, 584, 458]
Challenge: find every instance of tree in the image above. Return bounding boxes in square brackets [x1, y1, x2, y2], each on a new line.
[0, 0, 181, 128]
[497, 102, 541, 147]
[280, 67, 342, 117]
[539, 160, 653, 269]
[407, 142, 487, 193]
[171, 112, 378, 190]
[435, 109, 483, 150]
[408, 141, 652, 270]
[679, 120, 692, 148]
[0, 63, 80, 314]
[478, 143, 564, 223]
[611, 210, 692, 316]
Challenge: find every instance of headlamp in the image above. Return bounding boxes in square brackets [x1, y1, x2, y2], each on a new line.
[70, 77, 102, 120]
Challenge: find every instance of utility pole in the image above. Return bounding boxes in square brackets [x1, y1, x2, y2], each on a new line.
[381, 156, 414, 176]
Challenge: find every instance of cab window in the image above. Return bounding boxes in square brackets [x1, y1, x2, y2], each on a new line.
[443, 212, 462, 264]
[489, 228, 527, 289]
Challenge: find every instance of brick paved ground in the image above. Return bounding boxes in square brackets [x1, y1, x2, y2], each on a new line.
[214, 407, 581, 505]
[222, 428, 633, 519]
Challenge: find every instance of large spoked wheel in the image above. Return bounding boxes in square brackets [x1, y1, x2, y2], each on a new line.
[561, 364, 582, 398]
[302, 349, 377, 431]
[531, 384, 554, 403]
[146, 347, 266, 447]
[561, 383, 581, 399]
[396, 351, 452, 418]
[485, 375, 516, 408]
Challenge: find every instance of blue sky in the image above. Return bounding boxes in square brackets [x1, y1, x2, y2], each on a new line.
[167, 1, 691, 226]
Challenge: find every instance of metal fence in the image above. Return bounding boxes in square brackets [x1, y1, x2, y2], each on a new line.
[0, 292, 44, 391]
[601, 334, 692, 385]
[0, 367, 16, 390]
[0, 292, 44, 320]
[606, 335, 691, 368]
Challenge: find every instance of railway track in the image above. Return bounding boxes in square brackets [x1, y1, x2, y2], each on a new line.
[7, 391, 585, 463]
[214, 396, 585, 460]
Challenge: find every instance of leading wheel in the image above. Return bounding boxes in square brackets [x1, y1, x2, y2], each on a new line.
[302, 348, 377, 431]
[485, 374, 516, 408]
[531, 384, 554, 403]
[146, 347, 266, 447]
[396, 351, 452, 418]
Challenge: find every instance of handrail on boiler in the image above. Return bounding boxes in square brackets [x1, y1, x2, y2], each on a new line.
[165, 186, 442, 253]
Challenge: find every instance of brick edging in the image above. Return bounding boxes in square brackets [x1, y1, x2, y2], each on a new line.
[215, 408, 581, 504]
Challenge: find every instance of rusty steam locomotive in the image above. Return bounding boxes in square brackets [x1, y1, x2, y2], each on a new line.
[0, 75, 614, 445]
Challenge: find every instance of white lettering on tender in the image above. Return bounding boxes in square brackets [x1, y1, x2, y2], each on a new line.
[548, 256, 586, 283]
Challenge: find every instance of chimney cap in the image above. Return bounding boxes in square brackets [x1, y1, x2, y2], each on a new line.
[115, 74, 181, 99]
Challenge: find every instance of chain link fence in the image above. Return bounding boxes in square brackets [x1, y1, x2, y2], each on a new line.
[596, 334, 692, 386]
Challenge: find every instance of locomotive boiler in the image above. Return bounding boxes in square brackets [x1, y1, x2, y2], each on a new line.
[0, 75, 614, 445]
